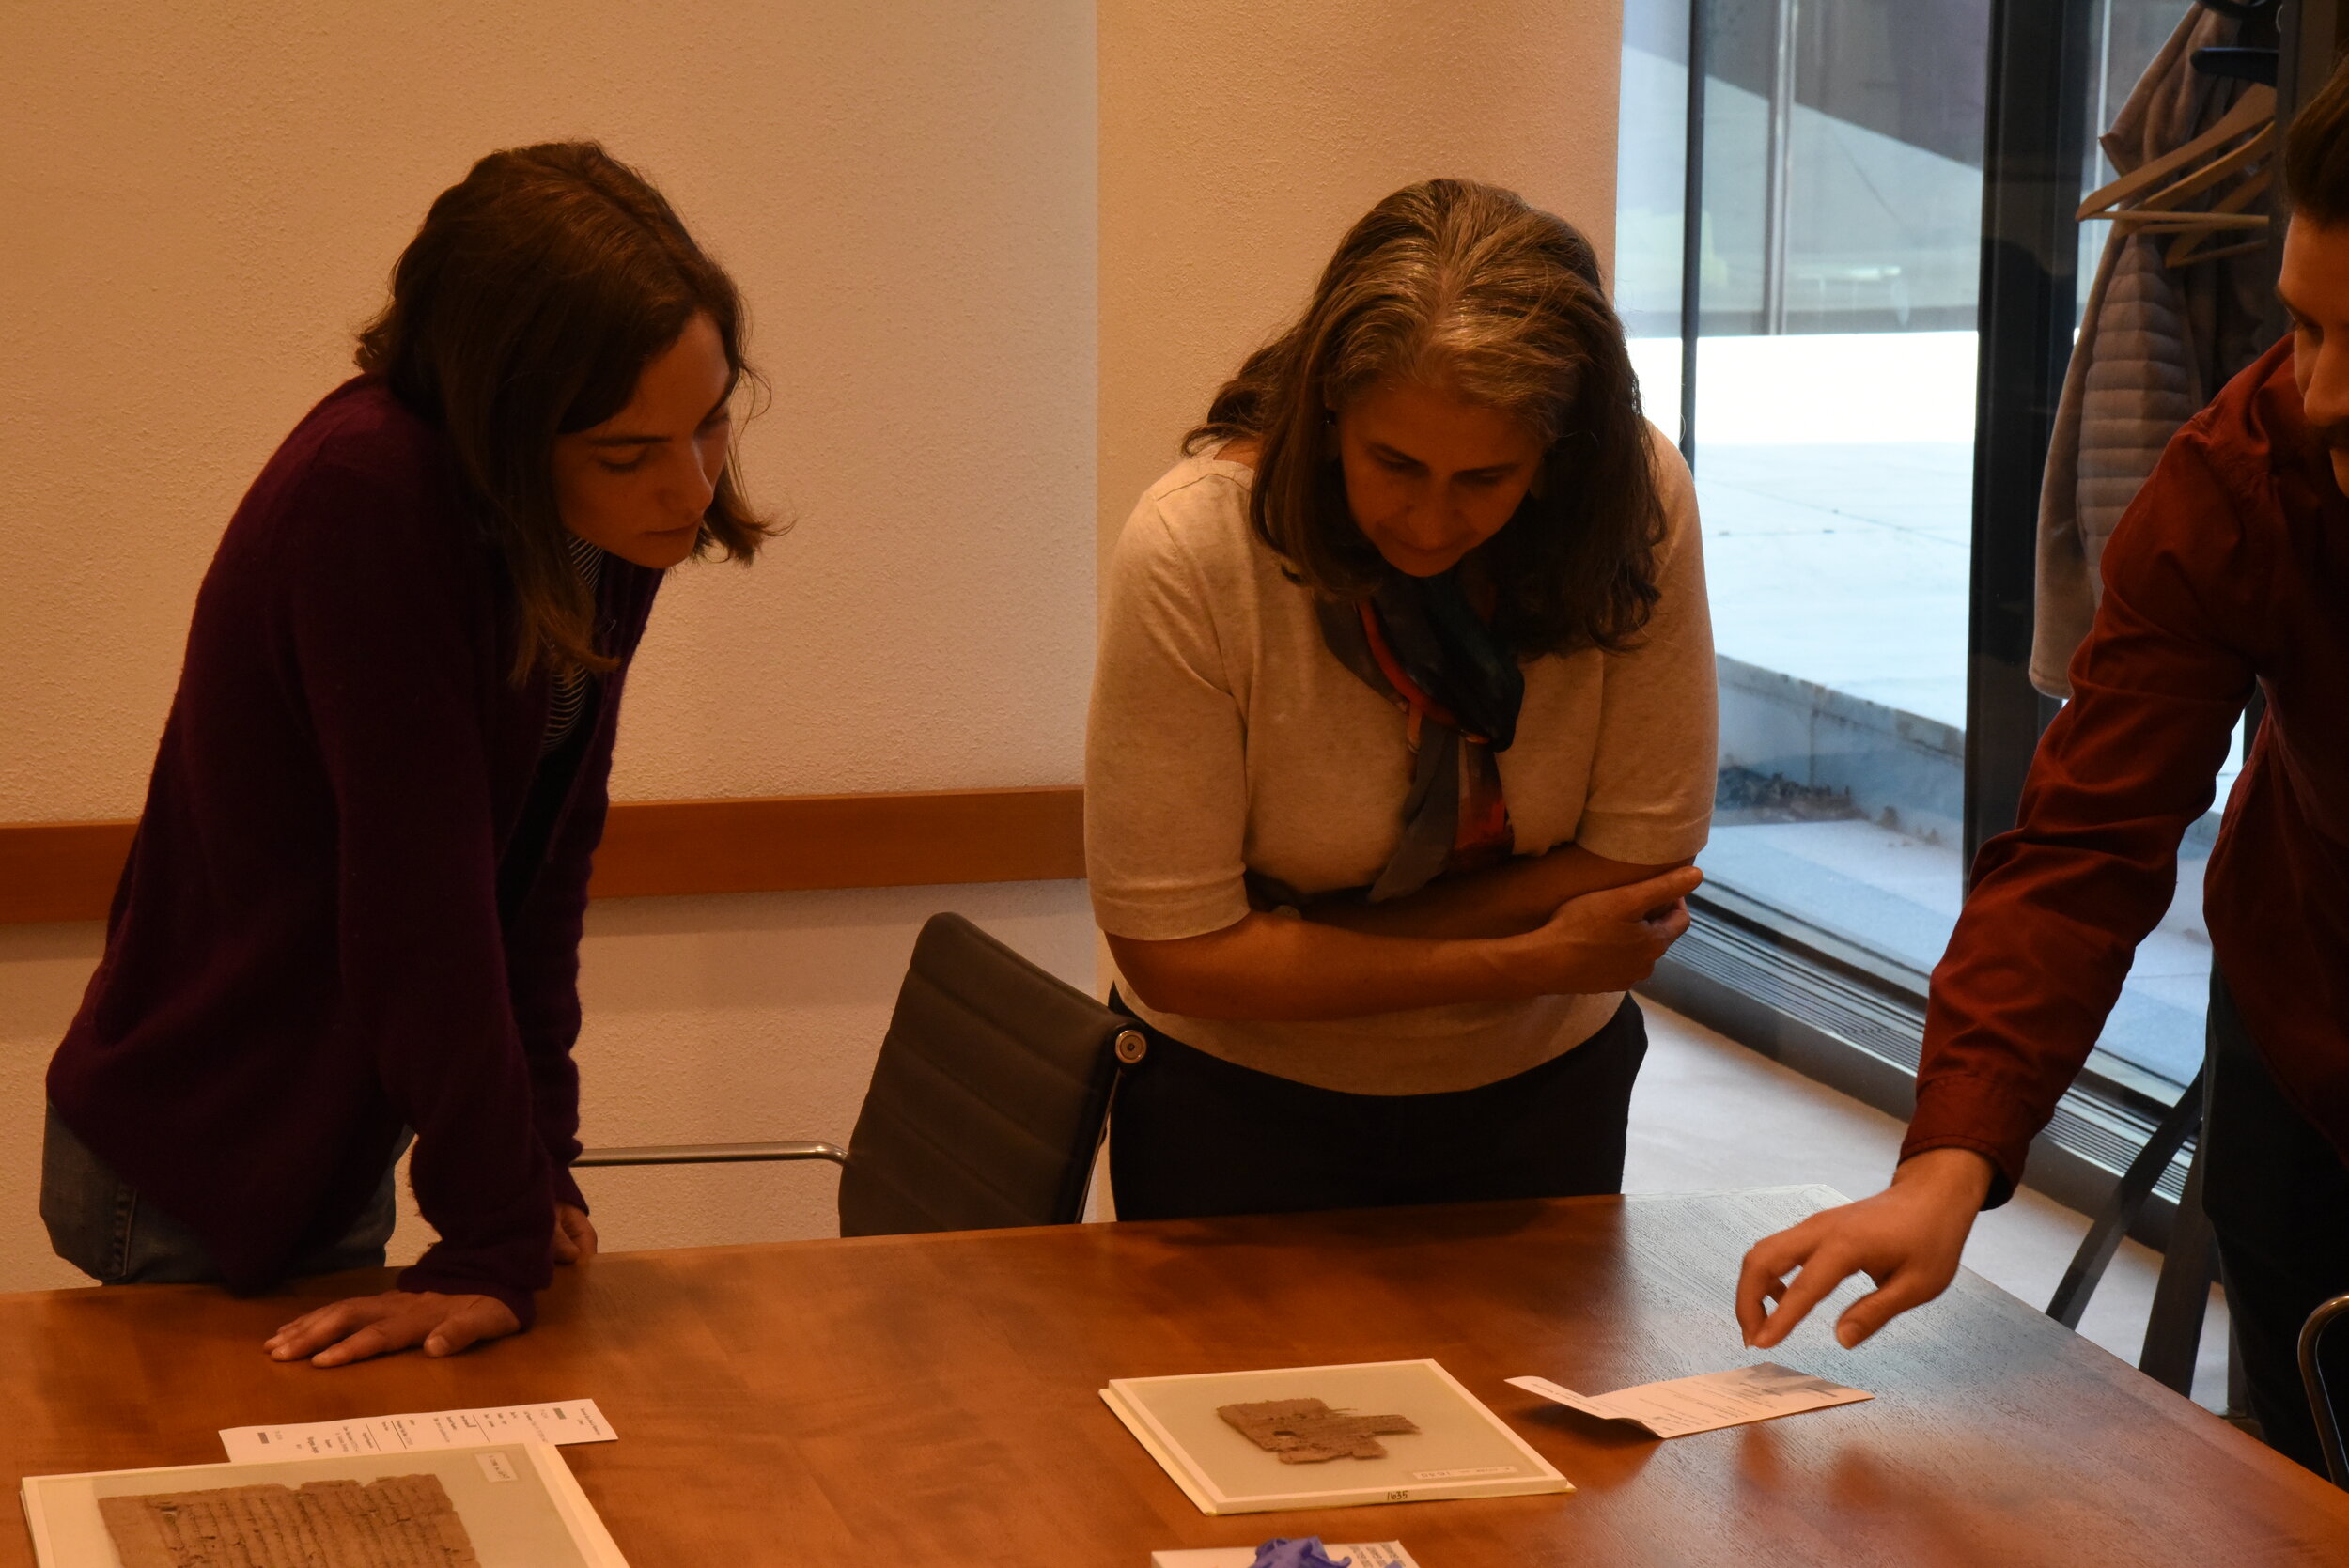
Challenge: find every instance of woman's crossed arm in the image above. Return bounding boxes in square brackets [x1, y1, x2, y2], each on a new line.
[1110, 851, 1700, 1023]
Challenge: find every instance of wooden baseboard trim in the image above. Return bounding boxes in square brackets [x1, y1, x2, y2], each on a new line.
[0, 786, 1085, 924]
[0, 821, 139, 925]
[588, 787, 1086, 899]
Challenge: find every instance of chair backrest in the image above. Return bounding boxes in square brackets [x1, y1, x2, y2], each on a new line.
[837, 912, 1133, 1237]
[2301, 1292, 2349, 1488]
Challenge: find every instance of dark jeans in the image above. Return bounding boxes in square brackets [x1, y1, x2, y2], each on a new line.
[2201, 972, 2349, 1475]
[39, 1104, 402, 1286]
[1110, 994, 1649, 1220]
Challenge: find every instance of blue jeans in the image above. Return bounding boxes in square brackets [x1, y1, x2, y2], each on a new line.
[39, 1103, 403, 1286]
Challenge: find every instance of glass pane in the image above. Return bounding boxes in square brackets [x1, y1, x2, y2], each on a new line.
[1622, 0, 1987, 982]
[2065, 1, 2259, 1099]
[1612, 0, 2250, 1103]
[1615, 0, 1689, 409]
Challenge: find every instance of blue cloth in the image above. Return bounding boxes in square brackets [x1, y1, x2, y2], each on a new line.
[39, 1103, 406, 1284]
[1249, 1541, 1352, 1568]
[1371, 567, 1523, 751]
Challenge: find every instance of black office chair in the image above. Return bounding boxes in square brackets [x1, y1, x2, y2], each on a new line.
[2045, 1063, 2231, 1401]
[575, 912, 1143, 1237]
[2300, 1294, 2349, 1487]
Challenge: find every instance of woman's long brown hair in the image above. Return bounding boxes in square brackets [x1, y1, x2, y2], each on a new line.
[1188, 179, 1664, 659]
[357, 141, 772, 683]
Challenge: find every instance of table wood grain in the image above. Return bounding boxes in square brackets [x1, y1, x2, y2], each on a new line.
[8, 1188, 2347, 1565]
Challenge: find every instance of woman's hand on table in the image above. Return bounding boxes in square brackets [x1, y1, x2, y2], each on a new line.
[1492, 865, 1703, 994]
[1734, 1147, 1996, 1349]
[264, 1290, 521, 1368]
[552, 1203, 599, 1264]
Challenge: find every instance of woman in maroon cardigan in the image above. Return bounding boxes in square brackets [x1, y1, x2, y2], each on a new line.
[41, 142, 770, 1367]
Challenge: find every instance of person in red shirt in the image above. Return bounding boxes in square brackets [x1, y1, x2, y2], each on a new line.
[1735, 66, 2349, 1473]
[41, 142, 770, 1367]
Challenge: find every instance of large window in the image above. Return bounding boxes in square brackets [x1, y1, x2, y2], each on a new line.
[1619, 0, 2259, 1106]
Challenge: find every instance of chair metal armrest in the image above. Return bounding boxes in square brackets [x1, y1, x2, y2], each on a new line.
[2300, 1293, 2349, 1488]
[574, 1141, 848, 1169]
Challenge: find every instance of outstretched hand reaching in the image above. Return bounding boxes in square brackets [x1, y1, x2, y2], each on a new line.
[1735, 1147, 1995, 1350]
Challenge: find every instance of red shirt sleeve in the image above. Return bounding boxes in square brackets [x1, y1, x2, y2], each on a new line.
[1904, 419, 2269, 1199]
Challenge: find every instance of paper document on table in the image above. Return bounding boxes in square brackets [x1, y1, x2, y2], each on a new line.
[23, 1441, 628, 1568]
[1507, 1363, 1870, 1438]
[220, 1398, 616, 1461]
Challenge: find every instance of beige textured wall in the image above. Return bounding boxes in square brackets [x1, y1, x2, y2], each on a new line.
[1096, 0, 1626, 572]
[1, 2, 1098, 817]
[0, 0, 1100, 1290]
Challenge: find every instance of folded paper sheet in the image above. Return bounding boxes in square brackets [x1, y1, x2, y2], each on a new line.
[1507, 1363, 1870, 1438]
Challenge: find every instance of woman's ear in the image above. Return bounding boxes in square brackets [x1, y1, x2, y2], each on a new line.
[1527, 448, 1555, 500]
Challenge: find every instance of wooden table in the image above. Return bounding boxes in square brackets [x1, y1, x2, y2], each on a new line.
[8, 1187, 2348, 1565]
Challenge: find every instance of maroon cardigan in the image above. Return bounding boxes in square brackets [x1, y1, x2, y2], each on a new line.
[49, 378, 661, 1325]
[1906, 339, 2349, 1195]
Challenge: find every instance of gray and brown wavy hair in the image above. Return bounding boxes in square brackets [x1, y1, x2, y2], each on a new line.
[1188, 178, 1663, 657]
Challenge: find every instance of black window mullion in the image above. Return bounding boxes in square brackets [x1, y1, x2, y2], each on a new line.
[1679, 0, 1708, 465]
[1965, 0, 2094, 878]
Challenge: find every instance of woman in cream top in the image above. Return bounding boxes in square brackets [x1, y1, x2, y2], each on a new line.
[1087, 179, 1716, 1219]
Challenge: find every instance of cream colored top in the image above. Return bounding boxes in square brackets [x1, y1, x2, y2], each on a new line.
[1084, 426, 1717, 1094]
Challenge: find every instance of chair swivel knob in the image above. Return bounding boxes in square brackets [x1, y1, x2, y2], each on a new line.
[1114, 1029, 1148, 1064]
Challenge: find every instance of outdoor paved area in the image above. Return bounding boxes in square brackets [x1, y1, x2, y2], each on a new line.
[1700, 441, 1971, 727]
[1627, 333, 2235, 1093]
